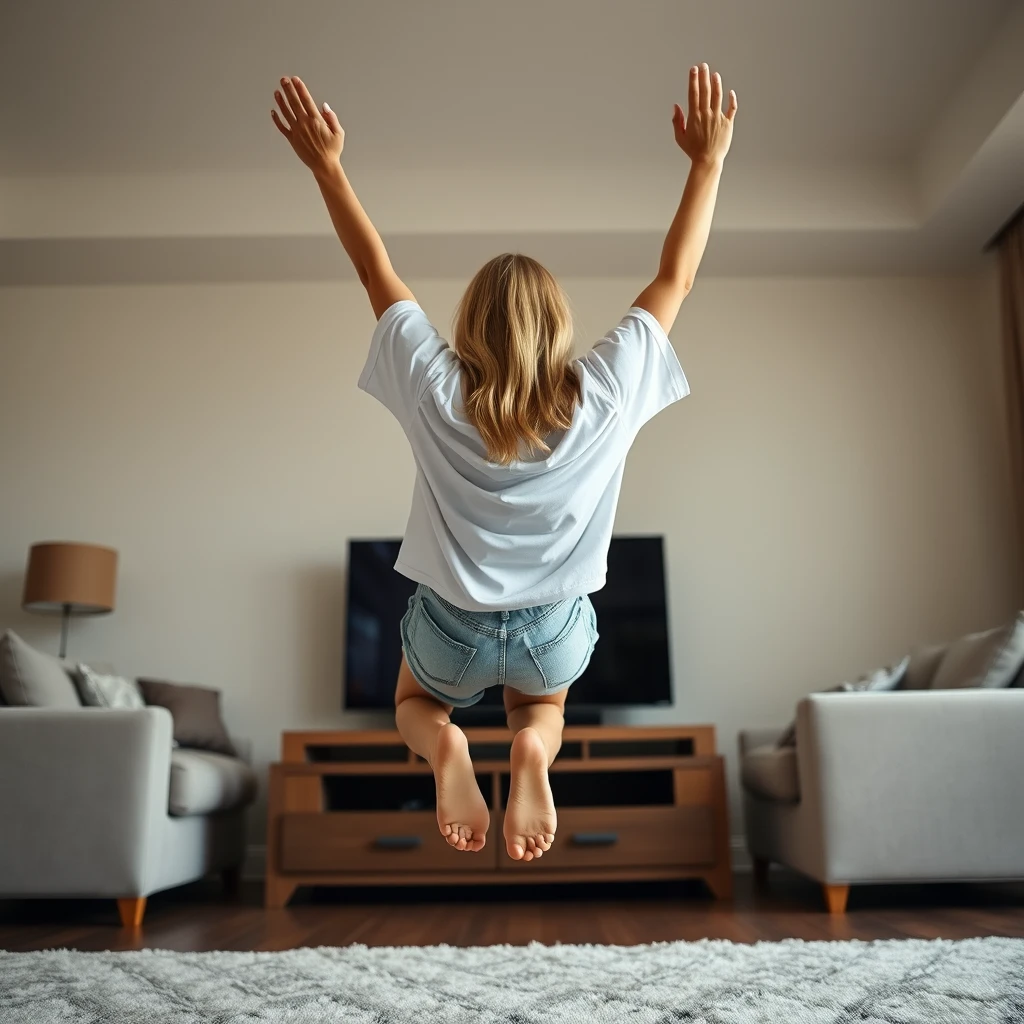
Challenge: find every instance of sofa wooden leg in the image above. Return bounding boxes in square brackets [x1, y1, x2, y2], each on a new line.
[221, 865, 242, 898]
[823, 884, 850, 914]
[117, 897, 147, 929]
[753, 857, 770, 888]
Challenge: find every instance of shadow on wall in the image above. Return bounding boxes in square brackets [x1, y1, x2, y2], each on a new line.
[288, 560, 349, 722]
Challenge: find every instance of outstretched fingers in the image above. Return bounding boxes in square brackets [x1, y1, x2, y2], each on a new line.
[270, 108, 290, 136]
[688, 64, 700, 115]
[726, 89, 739, 121]
[274, 86, 296, 126]
[699, 63, 711, 111]
[711, 71, 723, 115]
[291, 76, 322, 119]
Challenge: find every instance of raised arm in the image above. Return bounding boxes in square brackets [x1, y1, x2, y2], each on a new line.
[633, 64, 737, 333]
[272, 76, 414, 320]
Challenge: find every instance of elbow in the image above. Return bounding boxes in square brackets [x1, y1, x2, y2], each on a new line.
[659, 268, 695, 298]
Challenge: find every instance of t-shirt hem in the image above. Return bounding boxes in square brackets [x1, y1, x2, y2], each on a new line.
[394, 559, 606, 613]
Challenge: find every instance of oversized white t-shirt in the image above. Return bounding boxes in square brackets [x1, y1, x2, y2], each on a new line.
[358, 300, 689, 611]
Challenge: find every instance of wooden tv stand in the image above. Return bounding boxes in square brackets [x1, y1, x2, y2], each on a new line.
[265, 725, 732, 907]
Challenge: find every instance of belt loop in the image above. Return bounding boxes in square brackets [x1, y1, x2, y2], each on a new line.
[500, 609, 509, 622]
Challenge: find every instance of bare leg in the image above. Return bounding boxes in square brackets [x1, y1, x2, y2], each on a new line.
[502, 687, 567, 862]
[395, 656, 489, 852]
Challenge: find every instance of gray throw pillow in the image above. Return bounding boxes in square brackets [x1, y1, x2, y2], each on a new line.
[900, 643, 948, 690]
[0, 629, 82, 708]
[137, 678, 236, 756]
[929, 612, 1024, 690]
[75, 663, 147, 709]
[776, 655, 910, 748]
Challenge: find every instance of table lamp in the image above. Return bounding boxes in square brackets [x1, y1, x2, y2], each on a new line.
[22, 542, 118, 658]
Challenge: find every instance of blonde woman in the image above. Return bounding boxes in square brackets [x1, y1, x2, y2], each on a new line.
[272, 66, 737, 862]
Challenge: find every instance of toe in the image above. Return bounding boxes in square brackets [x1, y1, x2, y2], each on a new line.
[508, 841, 525, 860]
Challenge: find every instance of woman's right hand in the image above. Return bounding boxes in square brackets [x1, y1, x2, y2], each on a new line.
[272, 76, 345, 178]
[672, 64, 737, 167]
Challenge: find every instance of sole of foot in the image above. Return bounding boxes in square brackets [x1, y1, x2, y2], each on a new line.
[432, 723, 489, 852]
[504, 727, 556, 862]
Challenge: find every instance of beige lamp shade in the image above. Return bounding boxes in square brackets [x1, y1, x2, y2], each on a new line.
[22, 542, 118, 615]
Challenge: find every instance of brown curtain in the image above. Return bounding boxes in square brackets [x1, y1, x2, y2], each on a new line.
[1000, 211, 1024, 591]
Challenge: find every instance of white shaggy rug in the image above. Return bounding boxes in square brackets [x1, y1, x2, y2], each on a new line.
[1, 937, 1023, 1023]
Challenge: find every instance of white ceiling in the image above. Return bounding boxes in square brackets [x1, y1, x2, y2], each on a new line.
[0, 0, 1013, 173]
[1, 0, 1022, 282]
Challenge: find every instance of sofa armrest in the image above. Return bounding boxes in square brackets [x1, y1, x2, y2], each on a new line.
[795, 690, 1024, 881]
[738, 727, 786, 757]
[229, 735, 253, 764]
[0, 707, 173, 897]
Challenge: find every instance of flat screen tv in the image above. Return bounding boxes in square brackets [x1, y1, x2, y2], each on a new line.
[344, 535, 673, 716]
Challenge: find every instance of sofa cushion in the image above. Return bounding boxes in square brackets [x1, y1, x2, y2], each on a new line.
[929, 612, 1024, 690]
[0, 629, 81, 708]
[169, 749, 258, 816]
[74, 663, 147, 709]
[137, 679, 236, 756]
[742, 744, 800, 803]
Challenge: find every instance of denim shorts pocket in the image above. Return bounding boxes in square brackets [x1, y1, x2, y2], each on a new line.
[527, 598, 595, 689]
[407, 601, 477, 687]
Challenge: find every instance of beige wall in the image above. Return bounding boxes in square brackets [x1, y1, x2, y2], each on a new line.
[0, 272, 1016, 866]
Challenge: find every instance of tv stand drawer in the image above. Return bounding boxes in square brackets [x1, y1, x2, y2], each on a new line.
[500, 806, 714, 871]
[280, 812, 498, 872]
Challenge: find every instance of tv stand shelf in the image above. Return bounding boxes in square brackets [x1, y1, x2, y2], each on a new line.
[265, 725, 732, 907]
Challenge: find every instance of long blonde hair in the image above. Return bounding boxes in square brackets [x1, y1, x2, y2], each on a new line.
[452, 253, 582, 466]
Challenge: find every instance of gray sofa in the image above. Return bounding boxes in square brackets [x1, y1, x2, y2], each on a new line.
[739, 687, 1024, 912]
[0, 636, 257, 927]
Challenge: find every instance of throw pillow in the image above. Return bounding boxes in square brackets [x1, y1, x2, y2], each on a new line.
[137, 678, 236, 756]
[74, 664, 147, 709]
[775, 654, 910, 748]
[929, 611, 1024, 690]
[0, 629, 82, 708]
[900, 643, 948, 690]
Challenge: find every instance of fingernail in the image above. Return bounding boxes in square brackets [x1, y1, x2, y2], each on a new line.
[691, 66, 698, 73]
[324, 102, 331, 111]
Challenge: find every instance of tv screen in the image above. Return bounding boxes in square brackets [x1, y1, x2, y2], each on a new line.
[344, 535, 673, 710]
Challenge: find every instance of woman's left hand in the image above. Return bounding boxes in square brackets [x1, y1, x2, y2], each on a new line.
[271, 76, 344, 176]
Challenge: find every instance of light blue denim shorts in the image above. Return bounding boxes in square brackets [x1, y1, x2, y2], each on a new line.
[400, 584, 599, 708]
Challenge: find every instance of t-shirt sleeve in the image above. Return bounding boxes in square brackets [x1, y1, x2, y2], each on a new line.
[582, 306, 690, 432]
[357, 300, 452, 428]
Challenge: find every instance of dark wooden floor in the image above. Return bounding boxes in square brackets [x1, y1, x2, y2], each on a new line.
[2, 871, 1022, 952]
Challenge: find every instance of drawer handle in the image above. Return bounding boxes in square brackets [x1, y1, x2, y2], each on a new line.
[570, 832, 619, 847]
[373, 835, 423, 850]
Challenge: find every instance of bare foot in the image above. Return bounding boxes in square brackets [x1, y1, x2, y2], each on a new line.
[431, 723, 489, 852]
[504, 727, 556, 861]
